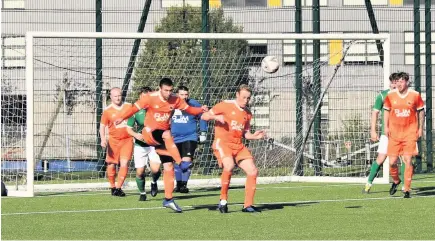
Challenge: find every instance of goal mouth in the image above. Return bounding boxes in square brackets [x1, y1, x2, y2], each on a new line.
[1, 32, 390, 196]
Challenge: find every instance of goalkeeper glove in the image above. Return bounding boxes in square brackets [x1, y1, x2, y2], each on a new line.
[199, 131, 207, 144]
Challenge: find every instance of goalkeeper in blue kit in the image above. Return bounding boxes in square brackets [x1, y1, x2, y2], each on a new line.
[171, 86, 208, 193]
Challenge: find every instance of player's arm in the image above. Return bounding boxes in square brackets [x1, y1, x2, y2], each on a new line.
[99, 112, 108, 148]
[116, 95, 150, 122]
[370, 93, 383, 141]
[190, 100, 208, 132]
[201, 102, 225, 124]
[383, 95, 392, 137]
[244, 115, 266, 140]
[177, 98, 208, 116]
[126, 115, 144, 141]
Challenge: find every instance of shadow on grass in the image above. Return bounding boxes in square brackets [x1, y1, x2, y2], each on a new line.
[414, 186, 435, 197]
[183, 201, 318, 213]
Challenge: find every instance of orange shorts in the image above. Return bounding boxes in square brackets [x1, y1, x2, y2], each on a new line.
[387, 138, 418, 157]
[106, 137, 133, 164]
[212, 139, 253, 167]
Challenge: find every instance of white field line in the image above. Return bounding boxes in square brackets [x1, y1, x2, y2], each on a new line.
[2, 194, 434, 216]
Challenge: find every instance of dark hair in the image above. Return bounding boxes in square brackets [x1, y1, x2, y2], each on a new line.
[159, 78, 173, 87]
[177, 85, 189, 93]
[397, 72, 409, 81]
[389, 72, 399, 81]
[140, 86, 152, 93]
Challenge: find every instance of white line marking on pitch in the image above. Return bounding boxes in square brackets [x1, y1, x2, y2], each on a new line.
[2, 183, 362, 199]
[2, 195, 434, 216]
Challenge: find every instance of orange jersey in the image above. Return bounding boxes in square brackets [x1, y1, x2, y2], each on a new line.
[101, 103, 132, 140]
[133, 92, 189, 130]
[383, 89, 425, 141]
[210, 100, 252, 144]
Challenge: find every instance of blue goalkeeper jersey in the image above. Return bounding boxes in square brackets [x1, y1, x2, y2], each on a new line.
[171, 98, 207, 143]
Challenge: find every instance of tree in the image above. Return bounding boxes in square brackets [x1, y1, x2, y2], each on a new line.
[132, 6, 251, 103]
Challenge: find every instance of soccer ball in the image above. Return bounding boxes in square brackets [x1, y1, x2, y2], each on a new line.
[261, 56, 280, 74]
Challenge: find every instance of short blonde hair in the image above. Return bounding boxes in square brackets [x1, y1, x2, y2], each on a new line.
[237, 84, 251, 93]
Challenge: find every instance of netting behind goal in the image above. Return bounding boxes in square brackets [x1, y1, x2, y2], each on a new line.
[1, 33, 390, 196]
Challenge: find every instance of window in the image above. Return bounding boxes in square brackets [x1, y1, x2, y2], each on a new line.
[403, 0, 432, 5]
[343, 0, 387, 6]
[2, 0, 25, 9]
[161, 0, 201, 8]
[2, 35, 25, 68]
[283, 39, 328, 64]
[246, 0, 267, 7]
[404, 32, 435, 65]
[1, 95, 27, 126]
[283, 0, 328, 7]
[247, 40, 268, 65]
[222, 0, 267, 7]
[342, 32, 386, 65]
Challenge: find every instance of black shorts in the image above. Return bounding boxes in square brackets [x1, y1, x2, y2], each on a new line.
[160, 155, 174, 164]
[176, 141, 198, 159]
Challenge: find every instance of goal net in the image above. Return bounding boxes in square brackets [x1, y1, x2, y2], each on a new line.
[1, 32, 390, 196]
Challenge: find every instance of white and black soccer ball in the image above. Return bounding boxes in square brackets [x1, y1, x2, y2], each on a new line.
[261, 56, 280, 74]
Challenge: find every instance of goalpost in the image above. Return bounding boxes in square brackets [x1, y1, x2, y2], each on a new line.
[3, 32, 390, 197]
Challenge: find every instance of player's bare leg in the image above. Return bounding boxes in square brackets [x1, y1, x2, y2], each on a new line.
[238, 159, 260, 213]
[218, 157, 235, 213]
[401, 155, 413, 198]
[388, 156, 401, 195]
[106, 163, 117, 195]
[162, 161, 182, 212]
[161, 130, 183, 164]
[113, 159, 129, 197]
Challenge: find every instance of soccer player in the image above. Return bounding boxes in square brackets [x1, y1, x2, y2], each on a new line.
[172, 85, 208, 193]
[363, 72, 399, 193]
[202, 84, 266, 213]
[383, 72, 425, 198]
[126, 86, 162, 201]
[115, 78, 208, 212]
[99, 87, 134, 197]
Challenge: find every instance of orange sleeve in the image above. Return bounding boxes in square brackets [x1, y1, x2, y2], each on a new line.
[100, 110, 109, 126]
[416, 94, 425, 111]
[383, 95, 392, 111]
[185, 106, 203, 116]
[174, 97, 188, 110]
[134, 93, 151, 110]
[210, 102, 226, 115]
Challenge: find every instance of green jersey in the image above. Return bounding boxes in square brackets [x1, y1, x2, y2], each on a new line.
[126, 109, 148, 147]
[373, 89, 390, 135]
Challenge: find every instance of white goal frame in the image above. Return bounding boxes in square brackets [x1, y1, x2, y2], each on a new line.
[14, 32, 391, 197]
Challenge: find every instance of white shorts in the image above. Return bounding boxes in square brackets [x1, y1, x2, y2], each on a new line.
[377, 135, 388, 154]
[133, 145, 161, 169]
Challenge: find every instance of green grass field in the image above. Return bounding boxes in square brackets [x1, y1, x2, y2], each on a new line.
[2, 174, 435, 240]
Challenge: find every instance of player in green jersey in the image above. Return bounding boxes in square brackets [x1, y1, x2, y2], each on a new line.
[363, 72, 403, 193]
[126, 87, 162, 201]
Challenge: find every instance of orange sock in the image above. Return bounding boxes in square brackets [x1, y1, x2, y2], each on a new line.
[163, 169, 175, 199]
[404, 164, 413, 192]
[106, 164, 116, 188]
[220, 170, 232, 201]
[116, 166, 128, 188]
[244, 174, 257, 208]
[163, 136, 182, 164]
[390, 165, 400, 184]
